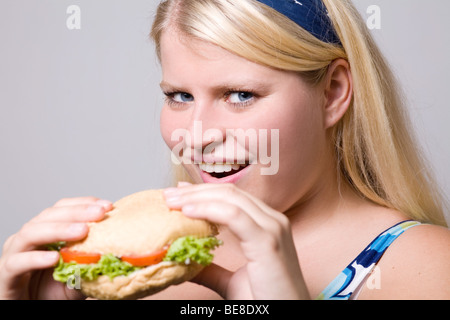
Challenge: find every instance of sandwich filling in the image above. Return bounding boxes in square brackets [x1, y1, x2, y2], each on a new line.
[52, 236, 222, 284]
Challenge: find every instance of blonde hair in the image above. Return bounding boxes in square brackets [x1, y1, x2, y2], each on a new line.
[151, 0, 448, 227]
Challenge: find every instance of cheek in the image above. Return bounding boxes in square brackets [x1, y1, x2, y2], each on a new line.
[253, 105, 326, 211]
[275, 99, 326, 174]
[281, 111, 321, 150]
[160, 107, 183, 149]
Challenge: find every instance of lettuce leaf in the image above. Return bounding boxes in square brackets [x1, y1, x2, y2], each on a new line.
[163, 236, 222, 266]
[53, 236, 222, 283]
[53, 254, 140, 283]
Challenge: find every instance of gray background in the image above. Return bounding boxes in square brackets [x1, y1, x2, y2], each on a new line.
[1, 0, 449, 248]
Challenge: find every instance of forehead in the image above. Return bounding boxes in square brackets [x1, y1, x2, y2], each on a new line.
[159, 29, 295, 90]
[160, 28, 231, 62]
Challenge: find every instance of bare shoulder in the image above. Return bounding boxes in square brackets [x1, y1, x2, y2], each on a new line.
[360, 223, 450, 300]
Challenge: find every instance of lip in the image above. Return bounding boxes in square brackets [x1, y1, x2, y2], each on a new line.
[199, 164, 252, 184]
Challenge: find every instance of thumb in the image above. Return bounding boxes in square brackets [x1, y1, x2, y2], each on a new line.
[191, 263, 232, 299]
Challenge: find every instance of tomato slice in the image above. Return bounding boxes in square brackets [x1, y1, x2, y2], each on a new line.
[60, 248, 101, 264]
[121, 248, 168, 267]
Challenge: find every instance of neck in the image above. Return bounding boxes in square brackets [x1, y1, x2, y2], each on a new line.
[284, 161, 367, 244]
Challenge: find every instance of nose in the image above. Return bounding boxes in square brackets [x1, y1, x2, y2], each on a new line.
[185, 99, 227, 161]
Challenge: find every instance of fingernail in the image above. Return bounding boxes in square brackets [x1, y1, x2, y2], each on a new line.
[182, 205, 196, 215]
[164, 188, 179, 196]
[96, 199, 113, 209]
[43, 251, 60, 263]
[165, 196, 181, 206]
[177, 181, 192, 187]
[86, 205, 103, 216]
[67, 223, 86, 235]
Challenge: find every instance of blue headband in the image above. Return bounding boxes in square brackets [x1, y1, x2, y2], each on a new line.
[255, 0, 341, 45]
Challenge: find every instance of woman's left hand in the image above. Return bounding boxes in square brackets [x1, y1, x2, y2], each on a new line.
[164, 183, 310, 300]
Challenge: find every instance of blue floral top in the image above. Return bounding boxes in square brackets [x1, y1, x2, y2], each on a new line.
[316, 220, 422, 300]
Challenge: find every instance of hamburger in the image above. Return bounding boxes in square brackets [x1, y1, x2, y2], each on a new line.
[51, 189, 221, 300]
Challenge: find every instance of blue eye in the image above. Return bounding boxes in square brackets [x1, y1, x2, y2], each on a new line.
[173, 92, 194, 103]
[228, 92, 254, 103]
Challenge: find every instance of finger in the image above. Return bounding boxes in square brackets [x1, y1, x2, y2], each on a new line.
[182, 201, 263, 243]
[177, 181, 193, 187]
[166, 183, 278, 219]
[52, 197, 105, 208]
[41, 272, 86, 300]
[33, 202, 112, 223]
[183, 200, 297, 264]
[191, 263, 232, 299]
[0, 251, 60, 288]
[164, 184, 256, 213]
[35, 270, 86, 300]
[165, 184, 277, 229]
[166, 183, 224, 196]
[2, 234, 15, 255]
[7, 222, 89, 253]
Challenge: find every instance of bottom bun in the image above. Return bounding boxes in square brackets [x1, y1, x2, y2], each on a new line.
[80, 261, 203, 300]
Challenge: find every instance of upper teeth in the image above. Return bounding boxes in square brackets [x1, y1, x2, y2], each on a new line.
[199, 163, 244, 173]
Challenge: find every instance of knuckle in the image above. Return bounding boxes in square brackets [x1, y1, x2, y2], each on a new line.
[18, 222, 33, 236]
[223, 183, 239, 196]
[83, 196, 100, 203]
[2, 234, 15, 253]
[226, 205, 242, 220]
[36, 207, 53, 220]
[2, 255, 17, 274]
[269, 221, 285, 240]
[277, 214, 291, 231]
[40, 207, 52, 215]
[261, 232, 281, 252]
[263, 216, 292, 252]
[16, 225, 29, 243]
[53, 198, 70, 207]
[53, 196, 98, 207]
[15, 223, 34, 249]
[268, 208, 291, 233]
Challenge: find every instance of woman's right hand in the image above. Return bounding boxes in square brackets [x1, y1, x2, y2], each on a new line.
[0, 197, 112, 300]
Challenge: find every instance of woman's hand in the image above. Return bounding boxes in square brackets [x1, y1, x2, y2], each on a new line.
[164, 183, 310, 300]
[0, 197, 112, 300]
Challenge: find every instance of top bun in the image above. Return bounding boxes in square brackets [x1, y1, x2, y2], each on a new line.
[69, 189, 217, 256]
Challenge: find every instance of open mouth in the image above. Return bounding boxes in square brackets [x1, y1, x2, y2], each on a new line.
[199, 163, 250, 180]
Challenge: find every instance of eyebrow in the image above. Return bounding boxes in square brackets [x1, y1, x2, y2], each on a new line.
[159, 80, 272, 94]
[159, 81, 184, 92]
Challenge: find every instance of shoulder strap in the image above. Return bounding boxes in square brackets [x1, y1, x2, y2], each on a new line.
[316, 220, 422, 300]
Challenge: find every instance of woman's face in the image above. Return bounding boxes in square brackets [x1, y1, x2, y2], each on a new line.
[159, 29, 332, 213]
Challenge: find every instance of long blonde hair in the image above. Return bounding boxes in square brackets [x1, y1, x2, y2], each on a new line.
[151, 0, 448, 227]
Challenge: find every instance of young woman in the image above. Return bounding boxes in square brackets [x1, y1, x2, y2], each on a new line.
[1, 0, 449, 300]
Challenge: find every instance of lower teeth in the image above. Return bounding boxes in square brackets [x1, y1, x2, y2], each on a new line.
[209, 166, 246, 179]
